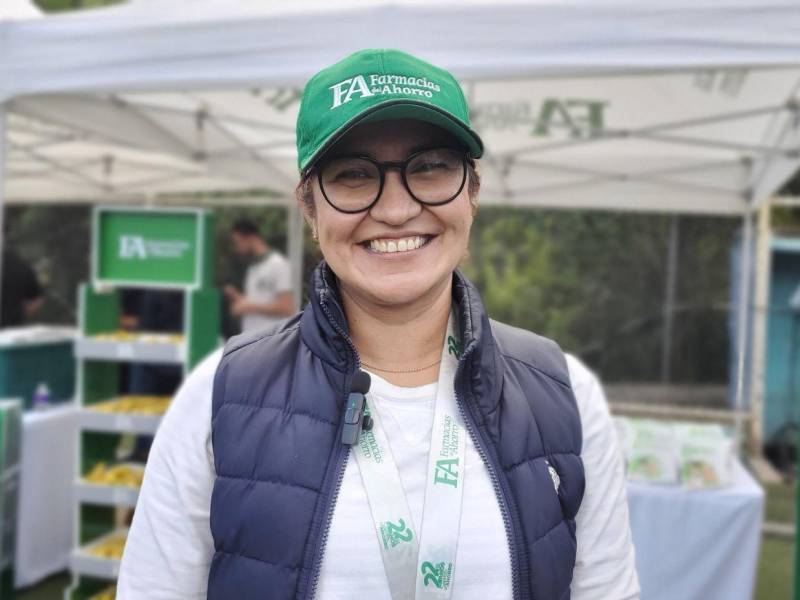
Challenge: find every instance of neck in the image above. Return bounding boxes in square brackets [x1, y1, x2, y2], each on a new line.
[341, 277, 452, 387]
[252, 240, 269, 257]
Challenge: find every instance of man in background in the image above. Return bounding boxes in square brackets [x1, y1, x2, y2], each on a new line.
[1, 249, 43, 327]
[226, 219, 295, 334]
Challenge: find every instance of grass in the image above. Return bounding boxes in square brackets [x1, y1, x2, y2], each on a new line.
[756, 536, 794, 600]
[16, 572, 70, 600]
[766, 481, 797, 524]
[757, 479, 795, 600]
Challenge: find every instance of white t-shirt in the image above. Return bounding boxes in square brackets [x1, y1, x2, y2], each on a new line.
[241, 251, 292, 333]
[117, 349, 640, 600]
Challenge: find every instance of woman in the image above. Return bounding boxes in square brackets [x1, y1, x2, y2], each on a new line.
[118, 49, 639, 600]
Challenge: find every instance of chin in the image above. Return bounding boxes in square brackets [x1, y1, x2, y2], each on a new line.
[359, 271, 451, 308]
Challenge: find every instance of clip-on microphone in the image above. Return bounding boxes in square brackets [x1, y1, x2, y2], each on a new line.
[341, 370, 372, 445]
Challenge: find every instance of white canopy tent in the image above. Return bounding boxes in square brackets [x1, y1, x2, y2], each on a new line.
[2, 0, 800, 446]
[2, 0, 800, 212]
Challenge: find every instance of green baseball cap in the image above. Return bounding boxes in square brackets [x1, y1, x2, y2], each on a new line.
[296, 48, 484, 173]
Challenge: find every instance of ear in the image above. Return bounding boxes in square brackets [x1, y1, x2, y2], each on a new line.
[298, 200, 317, 236]
[294, 179, 318, 239]
[295, 178, 315, 216]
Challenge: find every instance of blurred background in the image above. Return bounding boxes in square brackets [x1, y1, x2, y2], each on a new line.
[1, 1, 800, 599]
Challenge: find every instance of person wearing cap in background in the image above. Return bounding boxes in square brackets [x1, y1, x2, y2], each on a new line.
[118, 49, 639, 600]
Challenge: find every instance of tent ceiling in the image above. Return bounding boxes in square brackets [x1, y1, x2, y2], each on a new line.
[2, 0, 800, 213]
[6, 66, 800, 213]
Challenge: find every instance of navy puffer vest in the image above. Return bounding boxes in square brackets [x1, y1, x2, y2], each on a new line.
[209, 263, 585, 600]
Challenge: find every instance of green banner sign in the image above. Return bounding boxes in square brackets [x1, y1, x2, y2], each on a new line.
[94, 208, 210, 288]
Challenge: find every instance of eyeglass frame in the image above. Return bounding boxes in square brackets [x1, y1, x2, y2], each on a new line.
[308, 147, 474, 215]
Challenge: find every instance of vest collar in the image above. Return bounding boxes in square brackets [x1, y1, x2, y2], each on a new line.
[299, 262, 354, 372]
[300, 261, 503, 412]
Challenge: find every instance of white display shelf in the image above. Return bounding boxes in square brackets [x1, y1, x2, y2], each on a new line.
[74, 481, 140, 508]
[75, 337, 185, 364]
[70, 528, 128, 580]
[78, 407, 163, 435]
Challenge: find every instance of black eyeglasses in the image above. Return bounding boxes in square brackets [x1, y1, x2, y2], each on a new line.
[314, 147, 470, 214]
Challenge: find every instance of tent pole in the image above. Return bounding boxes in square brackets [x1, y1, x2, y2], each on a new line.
[660, 216, 679, 382]
[733, 208, 754, 454]
[748, 202, 772, 456]
[287, 202, 304, 309]
[0, 103, 6, 324]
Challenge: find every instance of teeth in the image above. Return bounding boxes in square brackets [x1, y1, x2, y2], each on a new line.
[368, 236, 428, 254]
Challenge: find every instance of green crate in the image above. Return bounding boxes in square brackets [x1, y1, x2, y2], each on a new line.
[0, 341, 75, 409]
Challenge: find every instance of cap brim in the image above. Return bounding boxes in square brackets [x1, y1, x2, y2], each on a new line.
[302, 99, 484, 174]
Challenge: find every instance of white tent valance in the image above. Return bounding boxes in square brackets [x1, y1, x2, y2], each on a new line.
[3, 1, 800, 96]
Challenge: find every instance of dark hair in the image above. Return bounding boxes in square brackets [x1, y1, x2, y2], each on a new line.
[231, 218, 261, 237]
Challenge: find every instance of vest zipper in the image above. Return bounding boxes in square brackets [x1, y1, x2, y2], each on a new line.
[306, 431, 350, 600]
[453, 342, 526, 600]
[306, 297, 361, 600]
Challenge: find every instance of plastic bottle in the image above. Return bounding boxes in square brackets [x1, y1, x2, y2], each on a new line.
[32, 383, 51, 411]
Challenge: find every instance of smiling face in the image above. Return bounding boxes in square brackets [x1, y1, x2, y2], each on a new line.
[302, 119, 475, 311]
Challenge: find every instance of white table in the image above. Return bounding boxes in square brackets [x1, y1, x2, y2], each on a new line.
[15, 403, 77, 588]
[627, 460, 764, 600]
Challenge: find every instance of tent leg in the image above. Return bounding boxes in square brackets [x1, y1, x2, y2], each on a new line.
[748, 202, 772, 456]
[287, 202, 304, 309]
[733, 209, 754, 454]
[0, 104, 6, 323]
[660, 216, 679, 382]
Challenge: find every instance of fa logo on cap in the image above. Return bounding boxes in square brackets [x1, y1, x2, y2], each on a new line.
[329, 76, 374, 109]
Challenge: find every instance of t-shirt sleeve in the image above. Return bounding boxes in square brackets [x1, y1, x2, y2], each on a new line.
[117, 348, 222, 599]
[271, 254, 293, 294]
[567, 353, 640, 600]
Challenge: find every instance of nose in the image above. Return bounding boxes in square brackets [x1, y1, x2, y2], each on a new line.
[368, 170, 422, 225]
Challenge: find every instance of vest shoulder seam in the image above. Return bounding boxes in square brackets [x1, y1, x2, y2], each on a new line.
[218, 401, 337, 427]
[214, 548, 300, 572]
[504, 451, 580, 473]
[529, 517, 574, 547]
[500, 352, 571, 389]
[529, 516, 571, 545]
[216, 473, 320, 494]
[223, 322, 301, 358]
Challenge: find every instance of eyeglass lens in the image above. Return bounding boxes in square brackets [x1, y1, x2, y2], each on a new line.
[319, 148, 466, 213]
